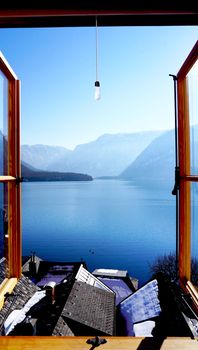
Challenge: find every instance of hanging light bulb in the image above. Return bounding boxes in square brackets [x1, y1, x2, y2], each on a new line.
[94, 16, 101, 100]
[94, 80, 101, 100]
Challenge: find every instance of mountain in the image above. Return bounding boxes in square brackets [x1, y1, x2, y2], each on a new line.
[121, 125, 198, 187]
[120, 130, 175, 186]
[2, 133, 92, 181]
[0, 130, 2, 151]
[21, 144, 72, 171]
[0, 130, 7, 174]
[4, 125, 198, 184]
[63, 132, 162, 177]
[22, 131, 161, 178]
[190, 124, 198, 174]
[22, 160, 39, 171]
[21, 162, 93, 182]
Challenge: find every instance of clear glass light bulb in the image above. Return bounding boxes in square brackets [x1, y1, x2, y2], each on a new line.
[94, 81, 101, 100]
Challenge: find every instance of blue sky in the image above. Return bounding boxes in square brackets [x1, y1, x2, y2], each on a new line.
[0, 26, 197, 149]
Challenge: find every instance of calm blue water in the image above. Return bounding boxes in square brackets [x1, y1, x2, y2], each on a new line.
[22, 180, 176, 285]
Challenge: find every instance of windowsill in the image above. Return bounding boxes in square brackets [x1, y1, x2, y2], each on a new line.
[0, 176, 16, 183]
[0, 336, 197, 350]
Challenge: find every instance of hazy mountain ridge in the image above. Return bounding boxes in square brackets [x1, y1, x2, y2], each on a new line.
[21, 131, 162, 177]
[120, 125, 198, 186]
[120, 129, 175, 186]
[21, 144, 72, 171]
[1, 131, 92, 181]
[0, 130, 7, 174]
[3, 126, 198, 186]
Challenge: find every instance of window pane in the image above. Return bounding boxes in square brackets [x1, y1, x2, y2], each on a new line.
[0, 71, 8, 175]
[0, 183, 8, 281]
[191, 182, 198, 288]
[188, 60, 198, 175]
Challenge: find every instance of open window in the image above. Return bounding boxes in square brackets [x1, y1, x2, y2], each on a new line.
[177, 41, 198, 305]
[0, 52, 21, 308]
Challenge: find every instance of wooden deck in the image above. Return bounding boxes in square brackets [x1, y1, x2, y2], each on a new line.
[0, 337, 197, 350]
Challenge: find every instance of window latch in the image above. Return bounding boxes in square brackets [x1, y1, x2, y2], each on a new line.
[86, 336, 107, 348]
[15, 176, 23, 185]
[172, 166, 180, 195]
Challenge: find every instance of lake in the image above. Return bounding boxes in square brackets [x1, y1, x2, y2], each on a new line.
[22, 179, 176, 286]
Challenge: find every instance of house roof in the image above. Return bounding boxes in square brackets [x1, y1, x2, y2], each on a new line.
[76, 265, 114, 293]
[22, 255, 43, 276]
[0, 258, 116, 336]
[0, 256, 197, 337]
[35, 261, 79, 288]
[0, 257, 8, 285]
[0, 258, 84, 335]
[92, 268, 128, 278]
[98, 277, 133, 305]
[0, 275, 40, 335]
[61, 280, 115, 335]
[92, 268, 138, 300]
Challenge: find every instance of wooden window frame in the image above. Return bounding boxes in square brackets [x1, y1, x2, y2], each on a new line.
[0, 7, 197, 349]
[0, 52, 21, 308]
[177, 41, 198, 304]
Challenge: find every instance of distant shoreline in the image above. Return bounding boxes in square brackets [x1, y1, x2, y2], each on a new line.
[94, 176, 119, 180]
[22, 177, 93, 182]
[22, 167, 93, 182]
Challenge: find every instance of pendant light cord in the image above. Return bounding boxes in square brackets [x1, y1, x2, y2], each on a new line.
[95, 16, 99, 82]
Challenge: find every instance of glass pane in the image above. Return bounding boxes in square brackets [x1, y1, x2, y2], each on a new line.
[0, 183, 8, 281]
[0, 71, 8, 175]
[188, 60, 198, 175]
[191, 182, 198, 288]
